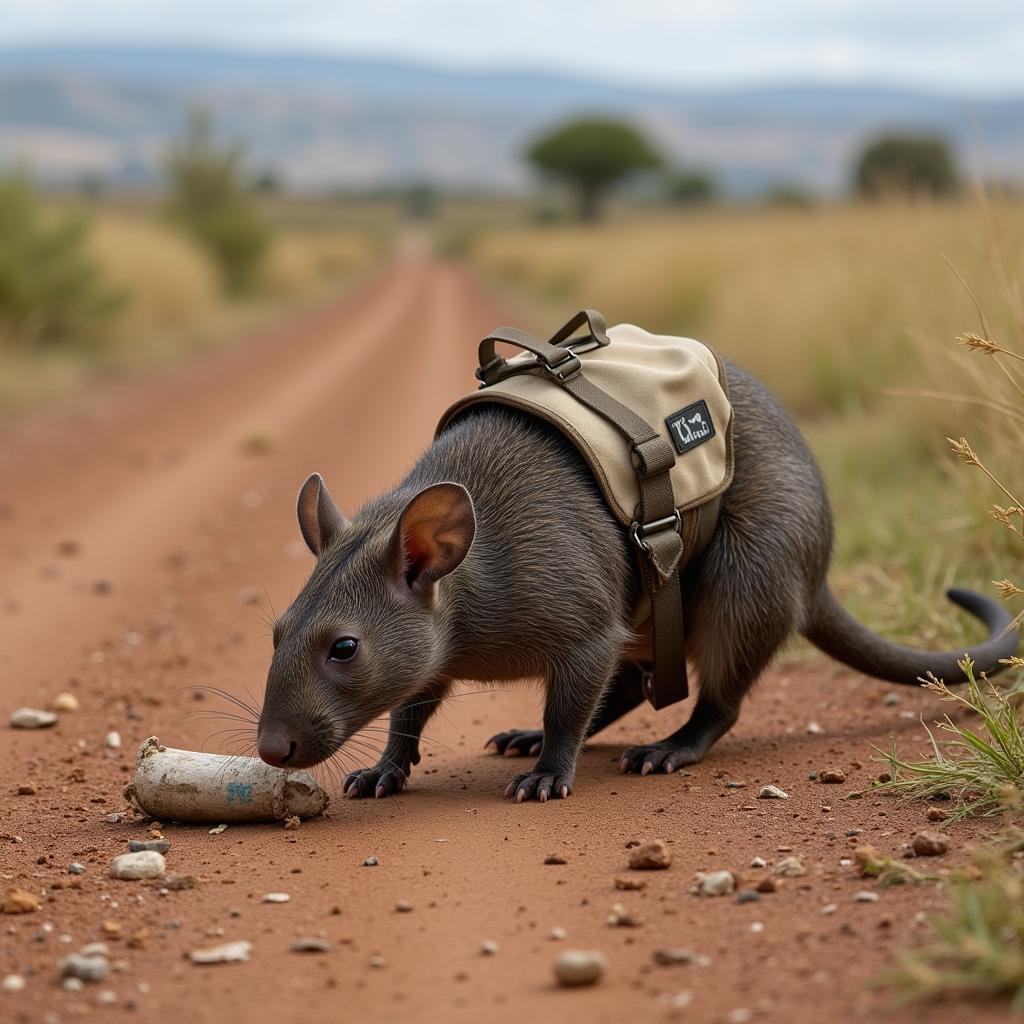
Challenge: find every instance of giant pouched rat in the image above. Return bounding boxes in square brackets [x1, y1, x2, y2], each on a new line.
[256, 358, 1018, 802]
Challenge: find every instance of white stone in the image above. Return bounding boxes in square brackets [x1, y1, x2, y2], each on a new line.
[749, 856, 767, 868]
[806, 721, 824, 735]
[9, 707, 58, 729]
[554, 950, 606, 987]
[773, 856, 807, 878]
[261, 892, 290, 903]
[758, 784, 789, 800]
[855, 890, 880, 903]
[549, 927, 567, 941]
[109, 851, 165, 880]
[188, 940, 252, 965]
[59, 954, 108, 982]
[2, 975, 25, 992]
[480, 940, 499, 956]
[52, 693, 80, 712]
[695, 870, 736, 896]
[105, 731, 122, 750]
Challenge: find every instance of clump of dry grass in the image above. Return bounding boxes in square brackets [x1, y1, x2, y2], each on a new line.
[884, 839, 1024, 1010]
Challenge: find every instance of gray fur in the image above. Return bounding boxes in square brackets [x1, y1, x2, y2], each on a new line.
[257, 358, 1018, 799]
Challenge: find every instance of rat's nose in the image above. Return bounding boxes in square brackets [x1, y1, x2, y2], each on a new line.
[257, 725, 298, 769]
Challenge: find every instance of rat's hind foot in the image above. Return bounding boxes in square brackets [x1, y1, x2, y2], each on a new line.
[619, 741, 706, 775]
[504, 769, 574, 803]
[619, 699, 737, 775]
[484, 728, 543, 757]
[343, 762, 409, 799]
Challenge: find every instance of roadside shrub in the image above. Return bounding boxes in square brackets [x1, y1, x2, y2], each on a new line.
[164, 109, 271, 294]
[0, 173, 124, 350]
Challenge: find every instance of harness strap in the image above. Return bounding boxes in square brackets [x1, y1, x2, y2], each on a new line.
[476, 313, 690, 709]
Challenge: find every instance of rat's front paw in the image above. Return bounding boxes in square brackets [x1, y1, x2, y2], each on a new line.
[504, 770, 573, 803]
[343, 762, 409, 799]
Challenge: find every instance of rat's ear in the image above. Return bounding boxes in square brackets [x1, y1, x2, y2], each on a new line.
[296, 473, 348, 556]
[390, 482, 475, 596]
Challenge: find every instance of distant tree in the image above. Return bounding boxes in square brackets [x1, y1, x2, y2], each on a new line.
[0, 172, 124, 351]
[164, 108, 270, 293]
[665, 170, 717, 206]
[761, 182, 815, 209]
[526, 118, 662, 222]
[853, 134, 960, 199]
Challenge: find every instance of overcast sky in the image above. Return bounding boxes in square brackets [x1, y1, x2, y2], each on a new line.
[4, 1, 1024, 94]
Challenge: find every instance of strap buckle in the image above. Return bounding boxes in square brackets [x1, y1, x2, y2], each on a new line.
[629, 510, 682, 555]
[541, 350, 582, 381]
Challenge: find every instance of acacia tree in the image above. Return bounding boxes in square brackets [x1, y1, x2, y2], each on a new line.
[854, 134, 960, 199]
[526, 118, 662, 222]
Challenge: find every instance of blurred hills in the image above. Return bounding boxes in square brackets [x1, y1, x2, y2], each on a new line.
[2, 44, 1022, 195]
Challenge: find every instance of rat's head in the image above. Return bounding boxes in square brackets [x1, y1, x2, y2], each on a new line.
[257, 472, 475, 770]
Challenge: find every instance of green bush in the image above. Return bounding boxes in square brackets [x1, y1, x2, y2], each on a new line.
[164, 109, 270, 294]
[0, 173, 124, 351]
[854, 134, 960, 199]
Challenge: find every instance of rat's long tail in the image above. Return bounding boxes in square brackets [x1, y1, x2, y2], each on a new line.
[802, 585, 1018, 684]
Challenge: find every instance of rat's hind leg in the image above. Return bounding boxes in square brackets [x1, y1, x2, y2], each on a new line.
[485, 659, 647, 758]
[619, 523, 796, 775]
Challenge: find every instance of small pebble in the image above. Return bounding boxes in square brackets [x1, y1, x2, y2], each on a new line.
[62, 977, 84, 992]
[607, 902, 641, 927]
[614, 877, 646, 891]
[554, 950, 606, 987]
[9, 708, 57, 729]
[821, 903, 838, 915]
[128, 840, 170, 855]
[480, 940, 499, 956]
[883, 693, 901, 706]
[284, 816, 301, 830]
[394, 901, 412, 913]
[68, 863, 86, 875]
[262, 893, 290, 904]
[695, 871, 735, 897]
[16, 783, 36, 795]
[543, 854, 568, 865]
[2, 974, 25, 992]
[818, 768, 846, 784]
[758, 784, 789, 800]
[550, 927, 567, 941]
[736, 889, 760, 904]
[59, 954, 108, 982]
[911, 831, 949, 857]
[188, 940, 252, 964]
[97, 990, 117, 1006]
[926, 806, 948, 823]
[756, 877, 779, 894]
[52, 693, 80, 712]
[806, 721, 824, 734]
[627, 839, 671, 870]
[855, 890, 880, 903]
[773, 856, 806, 878]
[105, 731, 122, 750]
[749, 856, 767, 869]
[290, 938, 330, 954]
[369, 955, 385, 969]
[652, 948, 708, 967]
[109, 852, 165, 880]
[363, 856, 379, 867]
[208, 824, 228, 836]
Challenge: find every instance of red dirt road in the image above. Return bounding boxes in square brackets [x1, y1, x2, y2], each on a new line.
[0, 241, 1007, 1024]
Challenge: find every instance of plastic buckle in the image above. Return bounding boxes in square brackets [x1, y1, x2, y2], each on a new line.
[630, 510, 682, 556]
[541, 351, 582, 381]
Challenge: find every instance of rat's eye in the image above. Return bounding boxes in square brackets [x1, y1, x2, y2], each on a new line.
[328, 637, 359, 663]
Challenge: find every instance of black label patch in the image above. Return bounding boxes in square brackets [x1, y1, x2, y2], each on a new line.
[665, 400, 715, 455]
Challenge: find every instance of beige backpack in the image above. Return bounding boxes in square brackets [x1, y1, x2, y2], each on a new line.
[437, 310, 733, 709]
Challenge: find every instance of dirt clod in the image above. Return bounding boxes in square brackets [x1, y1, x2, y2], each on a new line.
[627, 839, 671, 870]
[911, 831, 949, 857]
[2, 888, 40, 914]
[818, 768, 846, 784]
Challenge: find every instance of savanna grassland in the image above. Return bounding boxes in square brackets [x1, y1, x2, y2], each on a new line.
[0, 194, 386, 408]
[454, 200, 1024, 654]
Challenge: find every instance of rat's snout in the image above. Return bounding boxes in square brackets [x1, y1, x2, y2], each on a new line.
[257, 722, 299, 769]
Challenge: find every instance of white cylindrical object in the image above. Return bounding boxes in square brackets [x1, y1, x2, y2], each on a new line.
[123, 736, 329, 822]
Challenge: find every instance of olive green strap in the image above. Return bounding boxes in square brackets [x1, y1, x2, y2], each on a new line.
[475, 311, 688, 710]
